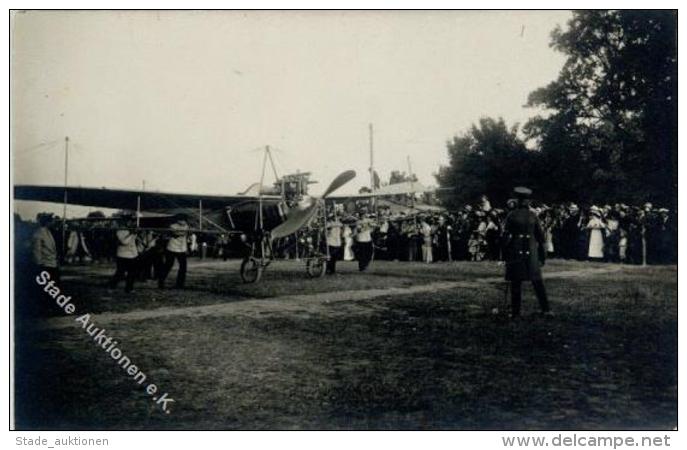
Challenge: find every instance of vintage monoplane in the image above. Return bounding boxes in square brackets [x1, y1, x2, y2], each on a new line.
[14, 148, 356, 283]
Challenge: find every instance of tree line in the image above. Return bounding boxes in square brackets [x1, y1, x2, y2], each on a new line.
[436, 10, 677, 209]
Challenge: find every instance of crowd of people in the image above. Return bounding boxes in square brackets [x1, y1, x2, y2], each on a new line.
[19, 196, 676, 297]
[23, 213, 192, 294]
[322, 197, 676, 269]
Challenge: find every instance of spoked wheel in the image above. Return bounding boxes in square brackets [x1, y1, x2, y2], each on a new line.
[306, 256, 327, 278]
[241, 257, 263, 283]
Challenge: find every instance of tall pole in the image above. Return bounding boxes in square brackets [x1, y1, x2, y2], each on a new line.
[199, 199, 203, 232]
[62, 136, 69, 257]
[407, 155, 413, 189]
[63, 136, 69, 216]
[136, 196, 141, 228]
[641, 225, 647, 267]
[369, 123, 374, 192]
[408, 155, 417, 222]
[138, 180, 145, 228]
[257, 145, 268, 231]
[369, 123, 376, 214]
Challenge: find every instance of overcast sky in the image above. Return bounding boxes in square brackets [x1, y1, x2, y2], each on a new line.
[12, 10, 571, 218]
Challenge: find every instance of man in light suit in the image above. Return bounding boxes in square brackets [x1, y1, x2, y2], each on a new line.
[354, 215, 374, 271]
[158, 214, 189, 289]
[109, 215, 139, 293]
[325, 214, 343, 274]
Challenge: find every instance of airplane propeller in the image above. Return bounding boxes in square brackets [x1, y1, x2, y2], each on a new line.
[270, 170, 356, 240]
[321, 170, 357, 199]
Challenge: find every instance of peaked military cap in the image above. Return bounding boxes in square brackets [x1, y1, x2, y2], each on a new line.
[513, 186, 532, 198]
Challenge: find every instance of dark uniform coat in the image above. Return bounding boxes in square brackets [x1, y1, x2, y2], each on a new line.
[502, 207, 546, 281]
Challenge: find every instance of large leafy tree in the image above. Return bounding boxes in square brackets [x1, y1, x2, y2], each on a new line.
[524, 10, 677, 206]
[436, 118, 537, 207]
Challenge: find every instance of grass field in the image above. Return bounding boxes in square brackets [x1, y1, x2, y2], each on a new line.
[14, 258, 677, 430]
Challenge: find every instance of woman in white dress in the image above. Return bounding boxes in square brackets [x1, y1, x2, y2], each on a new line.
[604, 212, 621, 262]
[541, 211, 555, 256]
[420, 219, 433, 263]
[342, 224, 354, 261]
[586, 207, 606, 260]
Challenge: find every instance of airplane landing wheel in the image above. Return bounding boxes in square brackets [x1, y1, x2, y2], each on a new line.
[241, 257, 263, 283]
[306, 257, 327, 278]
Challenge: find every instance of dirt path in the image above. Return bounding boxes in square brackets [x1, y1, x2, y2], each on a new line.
[41, 265, 626, 330]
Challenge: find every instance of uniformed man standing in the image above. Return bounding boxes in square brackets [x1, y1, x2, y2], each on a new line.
[354, 214, 374, 271]
[502, 187, 551, 317]
[325, 214, 343, 274]
[158, 214, 189, 289]
[109, 216, 139, 293]
[137, 229, 159, 281]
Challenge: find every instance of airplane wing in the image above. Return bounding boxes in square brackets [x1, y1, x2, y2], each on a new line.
[14, 184, 282, 212]
[329, 180, 435, 200]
